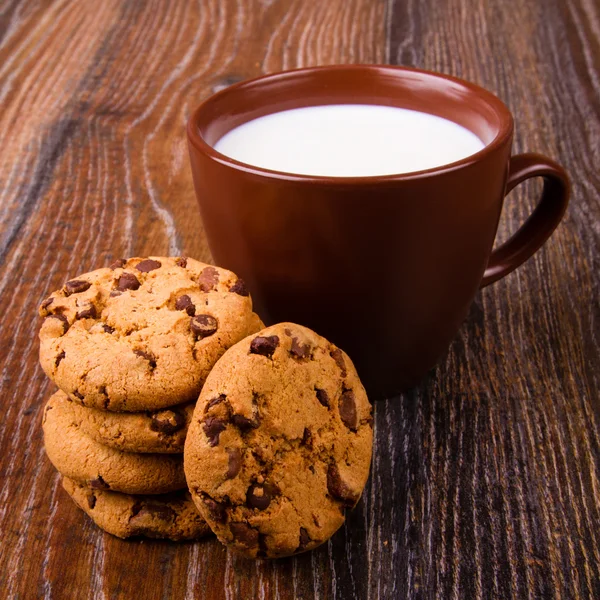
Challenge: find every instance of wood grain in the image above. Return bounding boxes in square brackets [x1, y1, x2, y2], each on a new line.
[0, 0, 598, 598]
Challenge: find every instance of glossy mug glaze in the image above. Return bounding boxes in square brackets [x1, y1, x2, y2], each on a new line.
[187, 65, 570, 395]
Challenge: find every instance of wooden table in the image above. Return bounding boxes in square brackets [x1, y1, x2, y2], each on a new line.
[1, 1, 598, 598]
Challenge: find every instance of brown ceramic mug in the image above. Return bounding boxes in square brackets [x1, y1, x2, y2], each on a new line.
[187, 65, 570, 396]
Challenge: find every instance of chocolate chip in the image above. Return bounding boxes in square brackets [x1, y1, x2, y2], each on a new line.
[246, 484, 273, 510]
[290, 337, 311, 359]
[72, 390, 84, 400]
[98, 386, 110, 409]
[130, 503, 176, 523]
[330, 348, 347, 377]
[315, 388, 330, 408]
[204, 394, 227, 413]
[102, 324, 114, 334]
[175, 294, 195, 316]
[109, 290, 122, 298]
[229, 394, 260, 431]
[89, 476, 110, 490]
[129, 503, 177, 538]
[229, 279, 248, 296]
[148, 504, 176, 521]
[150, 409, 185, 434]
[230, 522, 259, 547]
[175, 257, 188, 268]
[87, 492, 96, 510]
[198, 266, 219, 292]
[226, 448, 242, 479]
[46, 314, 69, 334]
[109, 258, 126, 269]
[202, 495, 227, 522]
[231, 413, 260, 431]
[135, 259, 162, 273]
[191, 314, 218, 338]
[338, 390, 358, 431]
[327, 464, 358, 507]
[250, 336, 279, 358]
[40, 297, 54, 310]
[76, 305, 97, 320]
[55, 351, 65, 368]
[297, 527, 310, 552]
[203, 416, 227, 446]
[134, 349, 157, 370]
[64, 280, 91, 296]
[117, 272, 140, 291]
[301, 427, 312, 448]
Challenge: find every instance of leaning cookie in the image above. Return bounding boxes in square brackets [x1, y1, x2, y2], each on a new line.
[67, 392, 194, 454]
[43, 392, 186, 494]
[39, 257, 262, 411]
[62, 478, 211, 541]
[184, 323, 373, 559]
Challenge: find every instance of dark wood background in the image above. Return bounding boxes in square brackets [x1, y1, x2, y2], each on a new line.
[1, 0, 598, 598]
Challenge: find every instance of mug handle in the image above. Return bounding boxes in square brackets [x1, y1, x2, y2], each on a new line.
[480, 153, 570, 288]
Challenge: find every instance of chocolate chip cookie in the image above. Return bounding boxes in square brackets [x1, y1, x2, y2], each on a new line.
[62, 477, 211, 541]
[43, 391, 186, 494]
[39, 257, 262, 411]
[184, 323, 373, 558]
[67, 392, 194, 454]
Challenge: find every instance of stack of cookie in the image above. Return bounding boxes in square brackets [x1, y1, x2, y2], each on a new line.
[39, 257, 263, 541]
[39, 255, 374, 557]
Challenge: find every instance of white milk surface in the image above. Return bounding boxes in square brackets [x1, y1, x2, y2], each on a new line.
[214, 104, 485, 177]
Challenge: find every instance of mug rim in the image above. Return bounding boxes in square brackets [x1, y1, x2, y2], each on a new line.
[187, 64, 514, 184]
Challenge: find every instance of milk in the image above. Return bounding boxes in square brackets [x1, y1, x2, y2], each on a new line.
[213, 104, 485, 177]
